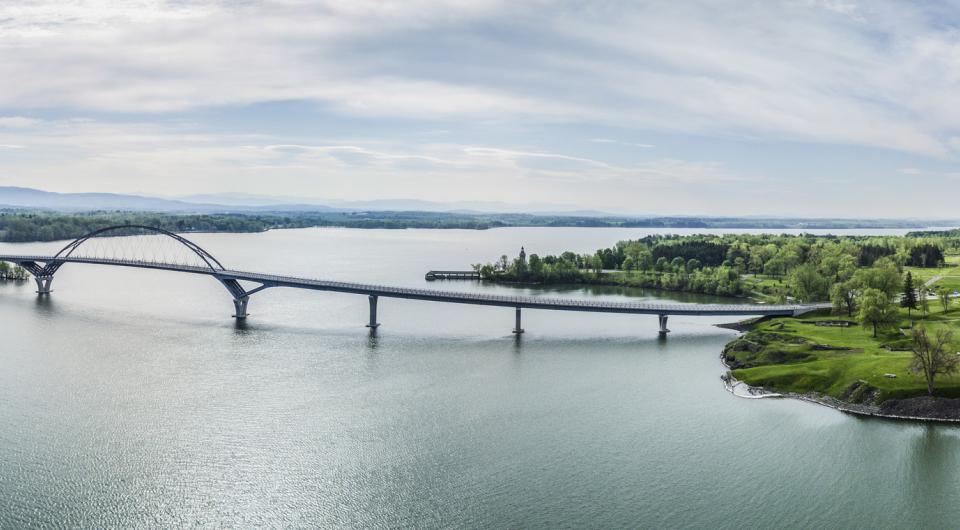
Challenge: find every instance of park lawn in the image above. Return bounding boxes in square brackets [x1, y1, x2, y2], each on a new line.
[906, 256, 960, 293]
[739, 274, 787, 302]
[927, 274, 960, 293]
[729, 309, 960, 402]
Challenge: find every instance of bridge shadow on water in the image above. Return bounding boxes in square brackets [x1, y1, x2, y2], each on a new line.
[32, 294, 57, 319]
[232, 318, 251, 334]
[366, 327, 380, 350]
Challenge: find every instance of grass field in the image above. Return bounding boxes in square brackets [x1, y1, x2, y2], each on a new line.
[906, 254, 960, 293]
[728, 306, 960, 402]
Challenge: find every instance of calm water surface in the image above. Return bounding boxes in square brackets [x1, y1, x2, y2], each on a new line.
[1, 227, 959, 528]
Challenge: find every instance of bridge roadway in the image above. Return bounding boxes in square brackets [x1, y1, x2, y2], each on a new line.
[0, 254, 829, 335]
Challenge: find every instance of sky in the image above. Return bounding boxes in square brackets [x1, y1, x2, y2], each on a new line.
[1, 0, 960, 217]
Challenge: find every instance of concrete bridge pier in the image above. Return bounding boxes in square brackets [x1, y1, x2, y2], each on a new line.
[366, 295, 380, 329]
[232, 296, 250, 319]
[34, 275, 54, 295]
[658, 314, 670, 337]
[513, 307, 524, 334]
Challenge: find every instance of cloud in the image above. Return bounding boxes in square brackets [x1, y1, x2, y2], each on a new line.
[588, 138, 654, 148]
[0, 116, 40, 128]
[0, 117, 751, 210]
[0, 1, 959, 157]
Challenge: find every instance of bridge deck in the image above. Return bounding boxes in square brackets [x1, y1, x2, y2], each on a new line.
[0, 255, 828, 316]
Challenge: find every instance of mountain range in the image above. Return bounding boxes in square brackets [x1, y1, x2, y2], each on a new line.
[0, 187, 611, 216]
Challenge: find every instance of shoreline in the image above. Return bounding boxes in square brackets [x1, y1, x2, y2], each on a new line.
[719, 350, 960, 424]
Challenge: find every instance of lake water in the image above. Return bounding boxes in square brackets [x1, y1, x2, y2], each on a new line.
[2, 226, 960, 528]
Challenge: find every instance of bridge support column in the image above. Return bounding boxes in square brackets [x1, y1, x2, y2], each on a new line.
[34, 275, 54, 295]
[513, 307, 524, 334]
[658, 314, 670, 337]
[232, 297, 249, 319]
[366, 295, 380, 328]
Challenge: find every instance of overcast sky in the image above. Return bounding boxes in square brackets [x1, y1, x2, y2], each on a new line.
[2, 1, 960, 216]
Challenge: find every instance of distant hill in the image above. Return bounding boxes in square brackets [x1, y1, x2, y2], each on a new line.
[0, 187, 600, 215]
[0, 187, 955, 230]
[0, 187, 229, 212]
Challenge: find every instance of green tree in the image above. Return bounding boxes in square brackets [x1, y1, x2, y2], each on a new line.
[670, 256, 686, 272]
[830, 281, 856, 316]
[590, 255, 603, 277]
[938, 287, 952, 313]
[854, 263, 901, 299]
[858, 288, 898, 337]
[528, 254, 543, 278]
[654, 257, 669, 272]
[919, 286, 930, 317]
[901, 272, 918, 315]
[789, 264, 827, 302]
[910, 327, 957, 396]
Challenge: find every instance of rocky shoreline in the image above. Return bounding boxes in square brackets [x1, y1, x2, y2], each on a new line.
[719, 348, 960, 424]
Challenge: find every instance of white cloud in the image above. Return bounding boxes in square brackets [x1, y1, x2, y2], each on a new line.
[0, 1, 958, 157]
[588, 138, 654, 148]
[0, 117, 752, 212]
[0, 116, 40, 128]
[2, 1, 960, 216]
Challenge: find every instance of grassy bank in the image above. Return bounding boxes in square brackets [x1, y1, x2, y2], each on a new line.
[725, 307, 960, 403]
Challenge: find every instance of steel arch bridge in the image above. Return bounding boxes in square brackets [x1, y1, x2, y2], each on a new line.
[0, 225, 829, 335]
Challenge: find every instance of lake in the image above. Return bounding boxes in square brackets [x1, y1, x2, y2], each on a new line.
[2, 226, 959, 528]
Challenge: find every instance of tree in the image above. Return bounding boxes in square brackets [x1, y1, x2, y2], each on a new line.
[939, 287, 952, 313]
[528, 254, 543, 278]
[654, 257, 669, 272]
[919, 286, 930, 317]
[670, 256, 686, 272]
[858, 288, 898, 337]
[901, 271, 918, 315]
[590, 255, 603, 277]
[830, 281, 856, 316]
[910, 327, 957, 395]
[853, 263, 901, 299]
[789, 264, 827, 302]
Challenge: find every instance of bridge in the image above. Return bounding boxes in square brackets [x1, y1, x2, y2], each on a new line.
[0, 226, 828, 335]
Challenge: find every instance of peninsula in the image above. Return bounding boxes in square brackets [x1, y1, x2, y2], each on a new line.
[477, 230, 960, 420]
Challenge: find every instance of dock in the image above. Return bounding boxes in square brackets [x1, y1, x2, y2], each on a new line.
[425, 270, 481, 281]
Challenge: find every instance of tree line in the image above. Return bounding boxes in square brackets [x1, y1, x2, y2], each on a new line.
[476, 233, 949, 299]
[0, 211, 501, 243]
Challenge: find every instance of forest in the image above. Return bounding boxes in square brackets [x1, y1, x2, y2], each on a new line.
[476, 233, 950, 302]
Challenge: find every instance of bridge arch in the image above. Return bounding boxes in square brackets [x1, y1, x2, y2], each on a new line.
[52, 225, 226, 272]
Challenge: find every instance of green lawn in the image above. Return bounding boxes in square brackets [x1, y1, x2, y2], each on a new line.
[729, 308, 960, 402]
[906, 254, 960, 293]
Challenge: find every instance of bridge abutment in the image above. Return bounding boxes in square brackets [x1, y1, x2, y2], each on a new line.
[34, 276, 54, 295]
[658, 314, 670, 337]
[366, 295, 380, 328]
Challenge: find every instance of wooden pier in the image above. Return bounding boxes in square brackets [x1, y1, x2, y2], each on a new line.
[425, 270, 481, 281]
